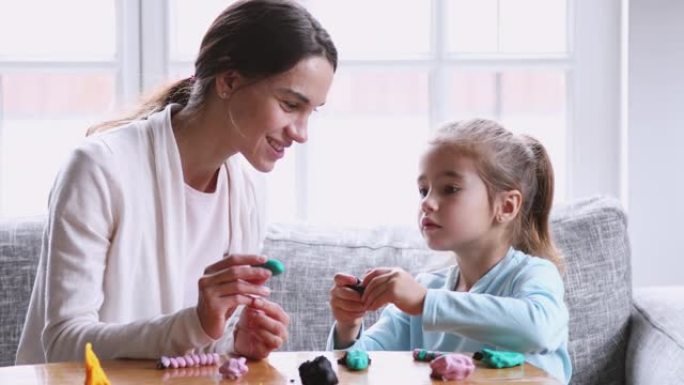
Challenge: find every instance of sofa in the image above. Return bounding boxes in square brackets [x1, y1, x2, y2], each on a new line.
[1, 196, 682, 384]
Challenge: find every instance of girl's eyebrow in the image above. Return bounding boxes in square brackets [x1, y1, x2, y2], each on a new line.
[417, 171, 465, 183]
[439, 170, 465, 180]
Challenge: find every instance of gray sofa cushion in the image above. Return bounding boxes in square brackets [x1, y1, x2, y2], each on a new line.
[0, 195, 632, 385]
[264, 195, 631, 385]
[262, 224, 454, 352]
[0, 216, 44, 367]
[627, 287, 684, 385]
[553, 197, 631, 385]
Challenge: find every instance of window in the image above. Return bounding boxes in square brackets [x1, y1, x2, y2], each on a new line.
[0, 0, 621, 225]
[0, 0, 120, 217]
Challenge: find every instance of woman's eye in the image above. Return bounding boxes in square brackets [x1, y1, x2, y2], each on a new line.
[418, 187, 428, 198]
[281, 101, 298, 111]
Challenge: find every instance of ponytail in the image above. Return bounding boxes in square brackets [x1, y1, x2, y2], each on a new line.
[516, 135, 563, 271]
[431, 120, 564, 272]
[86, 77, 195, 136]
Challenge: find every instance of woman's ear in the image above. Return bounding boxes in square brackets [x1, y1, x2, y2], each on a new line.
[495, 190, 523, 224]
[215, 70, 242, 99]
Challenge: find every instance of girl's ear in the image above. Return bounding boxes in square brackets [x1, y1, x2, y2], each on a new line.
[495, 190, 522, 224]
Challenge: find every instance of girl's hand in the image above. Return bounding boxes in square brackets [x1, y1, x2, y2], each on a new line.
[330, 273, 366, 347]
[233, 298, 289, 360]
[196, 254, 272, 339]
[362, 268, 427, 315]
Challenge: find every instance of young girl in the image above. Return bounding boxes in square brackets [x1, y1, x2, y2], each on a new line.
[328, 119, 571, 384]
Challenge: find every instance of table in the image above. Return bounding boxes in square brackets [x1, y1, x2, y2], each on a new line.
[1, 351, 560, 384]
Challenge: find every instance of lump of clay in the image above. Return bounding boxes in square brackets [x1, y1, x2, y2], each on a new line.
[299, 355, 339, 385]
[430, 353, 475, 381]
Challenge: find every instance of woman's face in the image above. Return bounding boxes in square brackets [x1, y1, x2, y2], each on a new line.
[225, 56, 335, 172]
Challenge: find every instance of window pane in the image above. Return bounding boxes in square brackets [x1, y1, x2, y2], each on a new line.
[499, 0, 567, 54]
[446, 0, 499, 54]
[324, 67, 429, 115]
[445, 0, 567, 54]
[500, 70, 566, 201]
[307, 0, 430, 60]
[1, 72, 116, 118]
[0, 119, 98, 217]
[445, 69, 567, 201]
[0, 0, 116, 60]
[305, 67, 429, 226]
[169, 0, 238, 61]
[266, 145, 299, 223]
[446, 70, 497, 119]
[0, 72, 117, 217]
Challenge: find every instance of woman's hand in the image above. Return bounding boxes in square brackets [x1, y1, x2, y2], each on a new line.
[362, 268, 427, 316]
[329, 273, 366, 347]
[196, 254, 272, 340]
[233, 298, 289, 359]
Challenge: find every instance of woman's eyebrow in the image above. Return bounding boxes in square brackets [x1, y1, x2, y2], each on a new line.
[277, 88, 327, 107]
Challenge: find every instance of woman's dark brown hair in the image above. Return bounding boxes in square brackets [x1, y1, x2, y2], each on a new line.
[88, 0, 337, 135]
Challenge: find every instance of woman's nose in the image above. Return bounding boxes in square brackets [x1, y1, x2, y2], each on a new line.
[286, 118, 308, 143]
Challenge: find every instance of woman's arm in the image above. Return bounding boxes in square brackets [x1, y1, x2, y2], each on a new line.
[41, 145, 216, 361]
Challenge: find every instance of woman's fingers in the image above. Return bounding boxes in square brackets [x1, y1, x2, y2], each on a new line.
[204, 254, 267, 274]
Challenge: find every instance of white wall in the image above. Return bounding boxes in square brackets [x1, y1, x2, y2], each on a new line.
[628, 0, 684, 286]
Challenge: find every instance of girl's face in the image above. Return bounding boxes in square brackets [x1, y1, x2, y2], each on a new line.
[417, 145, 494, 252]
[226, 56, 334, 172]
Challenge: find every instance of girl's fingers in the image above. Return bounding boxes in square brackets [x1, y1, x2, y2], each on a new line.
[361, 271, 393, 302]
[333, 273, 359, 286]
[365, 285, 391, 311]
[332, 297, 366, 313]
[332, 286, 365, 302]
[361, 268, 393, 287]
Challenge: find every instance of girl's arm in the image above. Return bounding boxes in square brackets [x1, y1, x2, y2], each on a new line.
[421, 262, 568, 353]
[326, 304, 412, 351]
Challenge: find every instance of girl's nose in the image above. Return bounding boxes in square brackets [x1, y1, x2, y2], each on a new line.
[421, 195, 437, 213]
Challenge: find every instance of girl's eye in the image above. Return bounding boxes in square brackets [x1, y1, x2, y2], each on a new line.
[443, 186, 461, 194]
[418, 187, 428, 198]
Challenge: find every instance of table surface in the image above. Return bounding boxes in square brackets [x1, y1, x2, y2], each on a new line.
[1, 351, 560, 385]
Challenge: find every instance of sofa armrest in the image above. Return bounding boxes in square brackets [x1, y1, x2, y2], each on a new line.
[626, 286, 684, 385]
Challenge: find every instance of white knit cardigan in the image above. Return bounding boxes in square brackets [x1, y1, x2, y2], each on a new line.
[16, 105, 266, 364]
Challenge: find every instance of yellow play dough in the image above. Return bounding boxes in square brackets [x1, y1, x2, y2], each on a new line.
[84, 342, 111, 385]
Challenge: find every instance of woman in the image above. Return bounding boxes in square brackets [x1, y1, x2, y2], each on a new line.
[16, 0, 336, 364]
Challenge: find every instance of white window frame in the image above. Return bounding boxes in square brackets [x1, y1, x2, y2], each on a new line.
[134, 0, 625, 219]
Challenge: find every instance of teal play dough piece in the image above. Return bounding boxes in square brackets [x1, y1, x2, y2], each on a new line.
[343, 349, 369, 371]
[477, 348, 525, 369]
[255, 258, 285, 276]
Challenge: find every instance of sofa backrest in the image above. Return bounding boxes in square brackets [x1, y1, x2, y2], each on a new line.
[263, 195, 632, 385]
[0, 216, 43, 367]
[0, 196, 631, 385]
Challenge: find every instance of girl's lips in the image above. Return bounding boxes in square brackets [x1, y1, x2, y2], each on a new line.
[421, 217, 441, 229]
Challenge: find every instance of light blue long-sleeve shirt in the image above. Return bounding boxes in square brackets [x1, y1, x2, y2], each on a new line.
[327, 247, 571, 384]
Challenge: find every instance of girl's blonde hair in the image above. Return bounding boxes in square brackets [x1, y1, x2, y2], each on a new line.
[431, 118, 563, 271]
